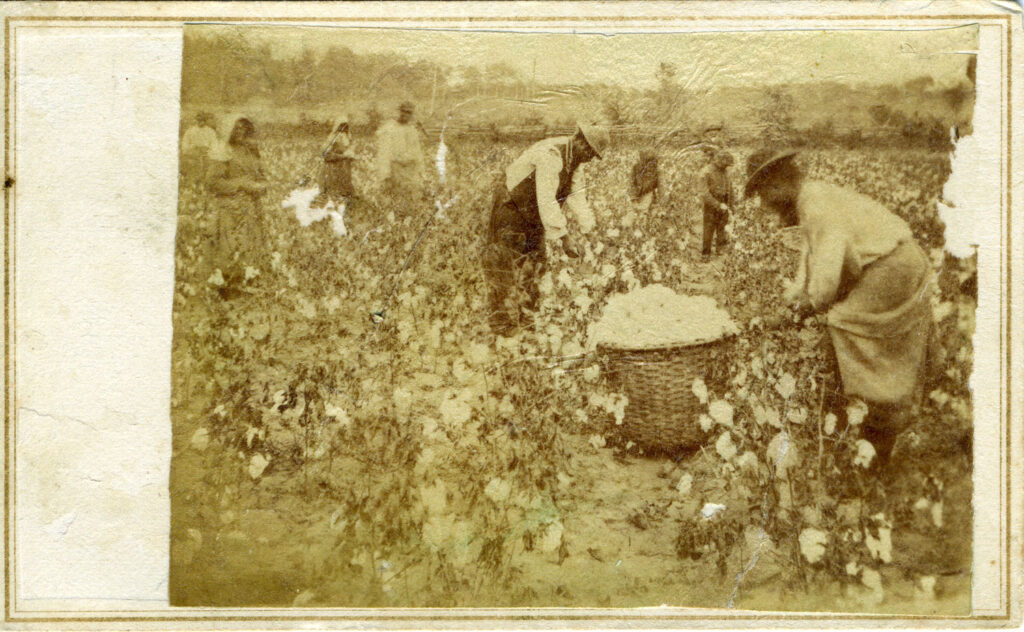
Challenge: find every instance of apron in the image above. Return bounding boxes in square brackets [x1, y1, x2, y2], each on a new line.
[826, 239, 933, 406]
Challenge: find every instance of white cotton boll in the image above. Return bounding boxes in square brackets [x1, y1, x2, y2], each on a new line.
[207, 269, 225, 287]
[799, 528, 828, 564]
[709, 400, 734, 427]
[248, 453, 270, 479]
[847, 400, 869, 426]
[691, 378, 709, 405]
[701, 503, 726, 519]
[853, 439, 876, 469]
[775, 373, 796, 400]
[767, 431, 799, 478]
[698, 414, 714, 433]
[865, 525, 893, 563]
[715, 432, 737, 461]
[675, 473, 694, 496]
[824, 413, 838, 435]
[328, 209, 347, 237]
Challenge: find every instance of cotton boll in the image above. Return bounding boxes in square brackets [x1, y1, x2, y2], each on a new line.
[798, 528, 827, 564]
[708, 400, 734, 427]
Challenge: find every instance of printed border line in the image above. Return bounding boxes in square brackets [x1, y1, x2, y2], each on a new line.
[1, 11, 1014, 624]
[0, 14, 1009, 22]
[1004, 15, 1013, 619]
[3, 12, 10, 626]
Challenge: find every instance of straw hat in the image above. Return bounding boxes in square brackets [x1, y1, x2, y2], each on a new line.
[577, 122, 610, 159]
[744, 149, 798, 197]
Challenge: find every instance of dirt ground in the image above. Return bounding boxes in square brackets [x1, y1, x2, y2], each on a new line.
[170, 398, 970, 612]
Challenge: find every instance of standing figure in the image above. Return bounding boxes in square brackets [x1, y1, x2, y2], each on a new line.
[180, 112, 219, 183]
[486, 122, 609, 335]
[205, 116, 268, 297]
[744, 149, 934, 467]
[702, 149, 734, 259]
[313, 116, 356, 209]
[375, 101, 426, 212]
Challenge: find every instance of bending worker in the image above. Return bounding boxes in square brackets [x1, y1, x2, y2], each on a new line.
[486, 122, 610, 335]
[744, 149, 934, 468]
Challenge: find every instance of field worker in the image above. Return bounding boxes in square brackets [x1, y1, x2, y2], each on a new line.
[312, 115, 356, 209]
[180, 112, 219, 182]
[375, 101, 426, 210]
[701, 149, 734, 259]
[744, 149, 934, 467]
[630, 149, 660, 211]
[205, 115, 268, 300]
[486, 122, 609, 334]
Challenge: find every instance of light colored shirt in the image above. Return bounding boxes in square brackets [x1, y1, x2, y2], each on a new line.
[181, 124, 218, 156]
[505, 136, 594, 241]
[794, 180, 913, 310]
[375, 120, 425, 181]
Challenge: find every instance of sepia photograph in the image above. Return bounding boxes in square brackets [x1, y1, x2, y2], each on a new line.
[166, 23, 980, 612]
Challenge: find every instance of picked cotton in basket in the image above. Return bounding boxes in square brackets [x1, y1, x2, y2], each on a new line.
[589, 284, 738, 349]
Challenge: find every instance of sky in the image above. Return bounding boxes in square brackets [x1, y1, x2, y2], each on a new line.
[206, 24, 978, 91]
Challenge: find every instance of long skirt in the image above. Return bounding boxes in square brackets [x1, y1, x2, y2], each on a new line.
[382, 160, 425, 216]
[212, 194, 266, 282]
[320, 158, 354, 200]
[826, 239, 933, 408]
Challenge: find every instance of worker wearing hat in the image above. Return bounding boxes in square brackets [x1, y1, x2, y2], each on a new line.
[486, 122, 610, 334]
[744, 148, 935, 469]
[180, 111, 219, 183]
[701, 149, 735, 259]
[375, 101, 427, 210]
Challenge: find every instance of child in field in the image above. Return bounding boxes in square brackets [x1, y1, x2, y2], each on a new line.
[701, 150, 734, 259]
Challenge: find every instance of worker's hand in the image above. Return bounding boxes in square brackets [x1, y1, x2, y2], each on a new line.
[560, 235, 582, 259]
[782, 279, 805, 305]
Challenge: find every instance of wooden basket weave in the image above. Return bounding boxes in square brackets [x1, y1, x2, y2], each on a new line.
[598, 335, 734, 454]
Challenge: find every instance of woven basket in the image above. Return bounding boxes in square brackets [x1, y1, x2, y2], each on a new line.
[598, 335, 734, 454]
